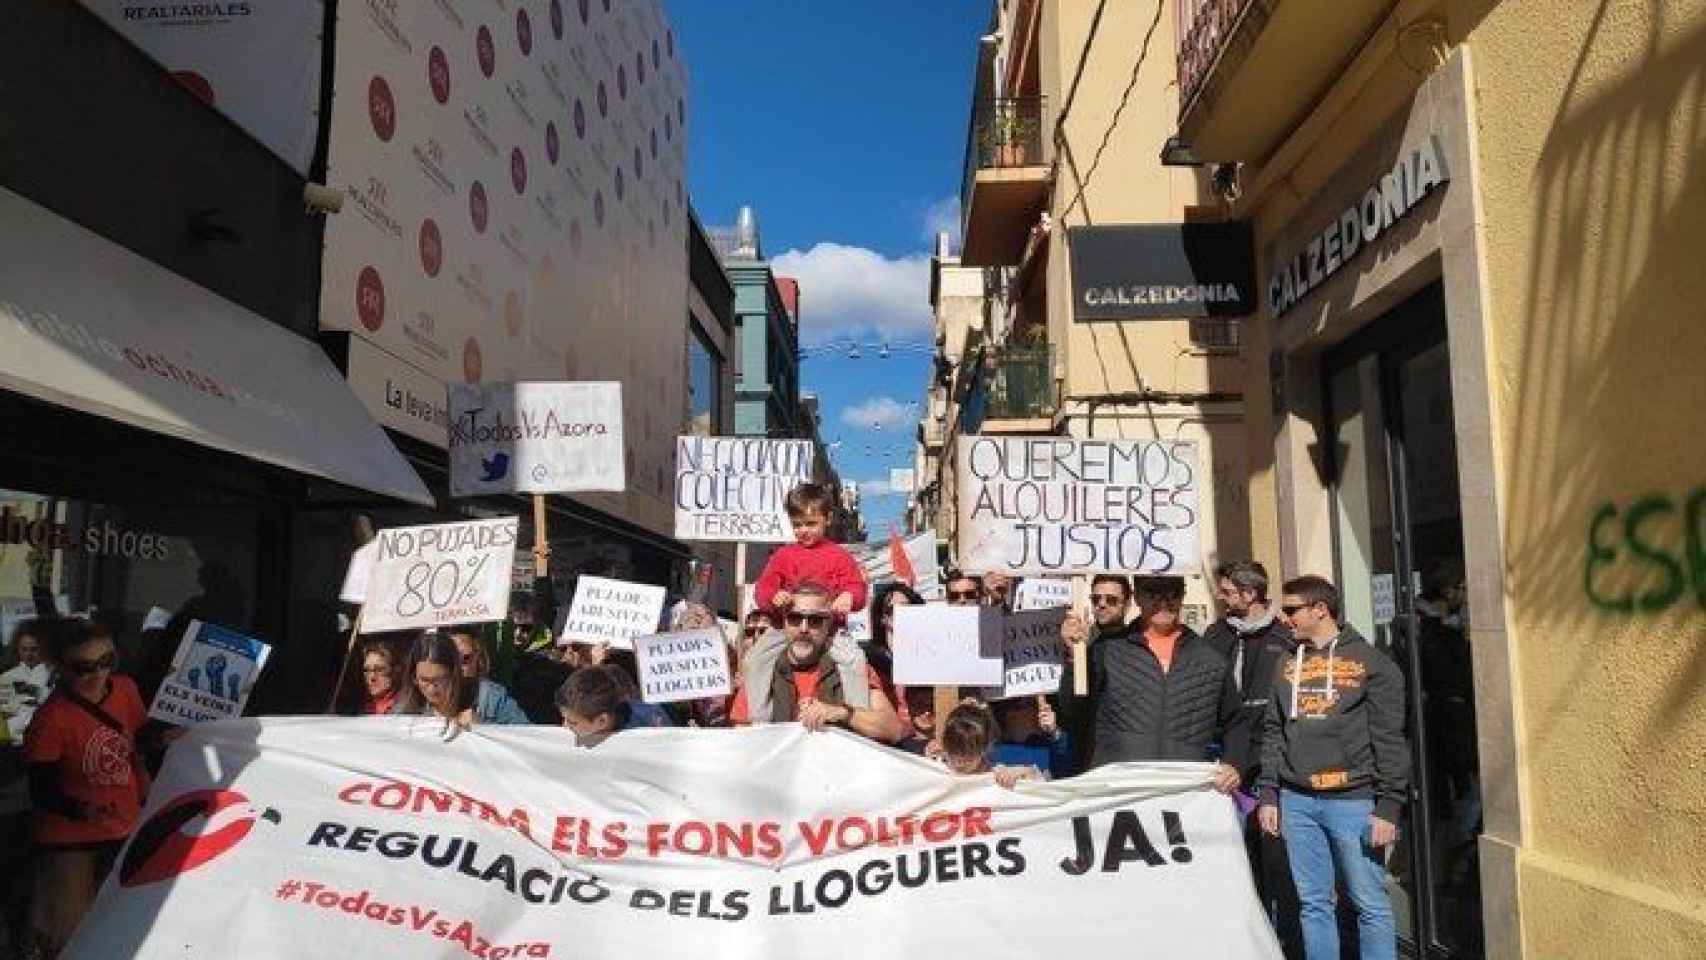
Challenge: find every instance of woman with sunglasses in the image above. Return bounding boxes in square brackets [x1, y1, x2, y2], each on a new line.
[444, 628, 529, 725]
[20, 619, 149, 956]
[866, 582, 923, 725]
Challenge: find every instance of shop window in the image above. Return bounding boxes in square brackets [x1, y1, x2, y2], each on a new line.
[1, 488, 259, 693]
[687, 323, 722, 435]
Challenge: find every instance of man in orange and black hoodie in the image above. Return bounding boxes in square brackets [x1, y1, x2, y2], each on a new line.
[1258, 575, 1408, 960]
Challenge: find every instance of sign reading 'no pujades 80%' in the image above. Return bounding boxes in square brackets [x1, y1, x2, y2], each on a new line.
[674, 436, 813, 543]
[361, 518, 519, 633]
[448, 382, 625, 498]
[956, 436, 1199, 576]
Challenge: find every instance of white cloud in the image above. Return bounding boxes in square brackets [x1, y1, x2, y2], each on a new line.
[840, 396, 914, 431]
[770, 243, 932, 344]
[921, 195, 961, 249]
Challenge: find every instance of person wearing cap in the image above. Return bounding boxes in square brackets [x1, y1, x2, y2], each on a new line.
[1058, 574, 1242, 791]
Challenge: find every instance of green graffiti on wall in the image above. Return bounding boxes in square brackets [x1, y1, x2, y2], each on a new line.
[1585, 487, 1706, 613]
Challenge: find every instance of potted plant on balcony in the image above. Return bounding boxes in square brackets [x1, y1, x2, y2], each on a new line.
[983, 105, 1037, 166]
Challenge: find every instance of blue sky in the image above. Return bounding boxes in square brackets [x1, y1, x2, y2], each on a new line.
[671, 1, 984, 540]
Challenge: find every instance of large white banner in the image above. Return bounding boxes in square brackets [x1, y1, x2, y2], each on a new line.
[673, 437, 812, 543]
[449, 381, 625, 497]
[66, 720, 1282, 959]
[321, 0, 690, 535]
[957, 437, 1200, 576]
[78, 1, 323, 173]
[362, 518, 521, 632]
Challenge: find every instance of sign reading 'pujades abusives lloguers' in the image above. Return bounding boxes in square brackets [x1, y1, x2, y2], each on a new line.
[1268, 136, 1449, 318]
[1068, 222, 1255, 321]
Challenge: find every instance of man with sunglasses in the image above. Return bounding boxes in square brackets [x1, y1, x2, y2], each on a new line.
[1058, 575, 1243, 792]
[1258, 575, 1407, 960]
[729, 582, 902, 744]
[943, 571, 983, 606]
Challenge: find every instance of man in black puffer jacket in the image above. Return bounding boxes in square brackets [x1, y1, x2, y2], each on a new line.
[1059, 575, 1242, 793]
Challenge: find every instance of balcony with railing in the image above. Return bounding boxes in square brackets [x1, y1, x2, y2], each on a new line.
[959, 344, 1058, 435]
[1174, 0, 1396, 163]
[959, 96, 1050, 267]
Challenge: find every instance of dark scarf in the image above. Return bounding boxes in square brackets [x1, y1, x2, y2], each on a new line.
[769, 655, 846, 722]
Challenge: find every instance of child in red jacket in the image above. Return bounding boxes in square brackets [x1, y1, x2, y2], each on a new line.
[755, 483, 868, 621]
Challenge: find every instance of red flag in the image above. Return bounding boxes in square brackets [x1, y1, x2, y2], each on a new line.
[888, 528, 916, 587]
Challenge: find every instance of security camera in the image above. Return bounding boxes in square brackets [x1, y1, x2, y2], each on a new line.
[303, 182, 344, 215]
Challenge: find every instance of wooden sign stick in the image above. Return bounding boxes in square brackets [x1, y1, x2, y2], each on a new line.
[735, 542, 748, 620]
[1071, 576, 1089, 696]
[532, 494, 550, 578]
[326, 606, 366, 714]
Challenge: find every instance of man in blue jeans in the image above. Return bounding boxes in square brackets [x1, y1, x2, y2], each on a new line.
[1257, 575, 1409, 960]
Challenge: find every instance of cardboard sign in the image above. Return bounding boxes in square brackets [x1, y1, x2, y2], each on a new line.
[674, 436, 813, 542]
[891, 604, 1003, 687]
[1012, 578, 1072, 612]
[65, 721, 1285, 959]
[956, 436, 1200, 576]
[982, 609, 1068, 700]
[449, 382, 625, 497]
[148, 620, 271, 725]
[633, 628, 733, 704]
[361, 518, 520, 633]
[558, 575, 667, 649]
[339, 540, 378, 604]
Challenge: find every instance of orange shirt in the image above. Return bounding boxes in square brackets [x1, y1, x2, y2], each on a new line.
[22, 675, 149, 847]
[1145, 626, 1183, 673]
[730, 663, 887, 724]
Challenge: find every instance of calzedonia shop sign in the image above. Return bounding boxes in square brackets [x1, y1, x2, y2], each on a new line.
[1068, 222, 1255, 321]
[1269, 136, 1450, 318]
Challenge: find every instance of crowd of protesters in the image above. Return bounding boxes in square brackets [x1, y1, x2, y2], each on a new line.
[0, 480, 1415, 960]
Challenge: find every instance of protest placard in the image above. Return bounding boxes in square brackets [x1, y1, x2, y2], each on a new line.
[448, 382, 625, 497]
[338, 540, 378, 604]
[674, 436, 812, 542]
[148, 620, 271, 725]
[1012, 577, 1073, 611]
[558, 575, 667, 649]
[845, 607, 873, 642]
[360, 518, 519, 633]
[66, 721, 1284, 959]
[956, 436, 1200, 576]
[981, 608, 1068, 700]
[633, 628, 733, 704]
[891, 604, 1003, 687]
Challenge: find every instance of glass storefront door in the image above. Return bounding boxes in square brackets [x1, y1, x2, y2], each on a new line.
[1325, 284, 1484, 957]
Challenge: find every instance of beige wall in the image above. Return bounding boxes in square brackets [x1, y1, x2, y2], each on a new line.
[1037, 0, 1252, 597]
[1235, 0, 1706, 954]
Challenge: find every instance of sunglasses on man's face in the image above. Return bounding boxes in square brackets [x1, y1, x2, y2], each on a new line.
[785, 611, 831, 628]
[1089, 593, 1126, 606]
[66, 653, 116, 676]
[743, 624, 766, 637]
[947, 590, 980, 601]
[1280, 603, 1311, 616]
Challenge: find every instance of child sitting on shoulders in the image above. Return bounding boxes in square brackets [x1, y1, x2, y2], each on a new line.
[754, 483, 867, 622]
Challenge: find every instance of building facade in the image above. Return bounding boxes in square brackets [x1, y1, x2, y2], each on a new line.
[1171, 0, 1706, 955]
[931, 0, 1252, 623]
[685, 209, 740, 615]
